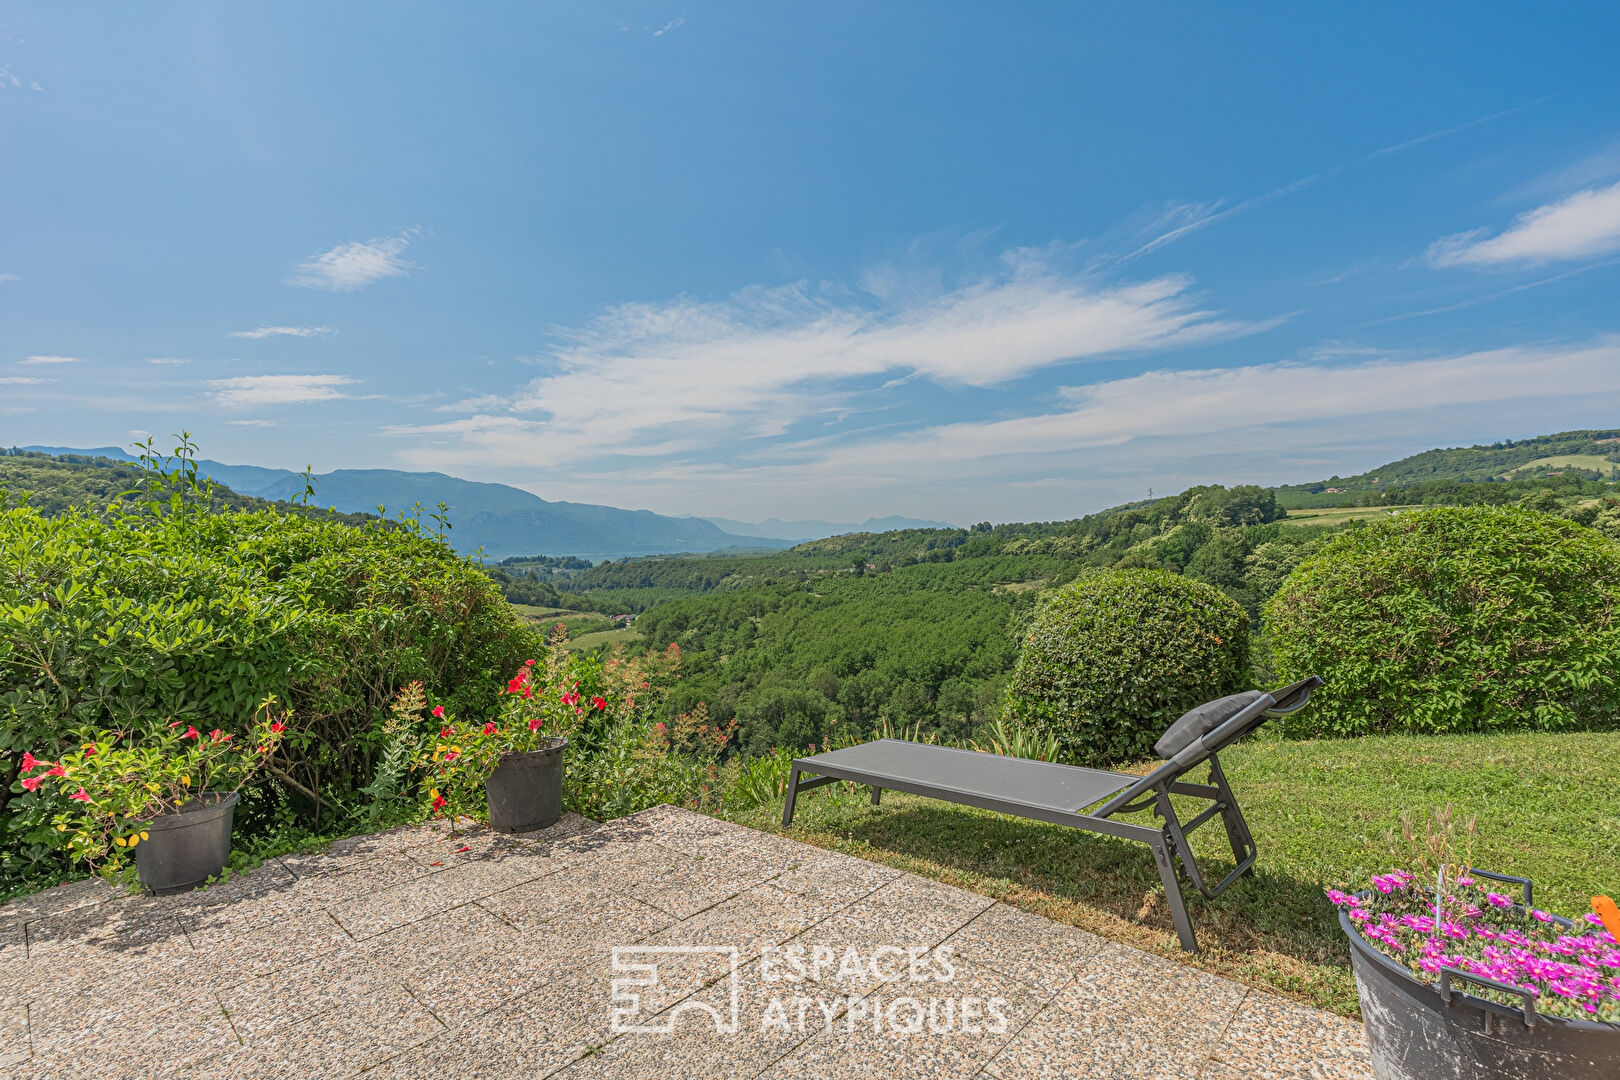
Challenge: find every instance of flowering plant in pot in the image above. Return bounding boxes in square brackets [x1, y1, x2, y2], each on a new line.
[18, 697, 291, 894]
[1328, 807, 1619, 1080]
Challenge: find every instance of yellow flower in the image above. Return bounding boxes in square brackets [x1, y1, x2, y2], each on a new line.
[428, 788, 440, 800]
[56, 824, 67, 832]
[127, 834, 139, 847]
[114, 836, 127, 847]
[147, 783, 161, 793]
[140, 831, 149, 841]
[181, 776, 191, 787]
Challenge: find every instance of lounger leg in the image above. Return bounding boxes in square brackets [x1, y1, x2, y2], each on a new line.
[1207, 755, 1257, 874]
[1152, 838, 1199, 953]
[870, 786, 882, 806]
[782, 767, 801, 829]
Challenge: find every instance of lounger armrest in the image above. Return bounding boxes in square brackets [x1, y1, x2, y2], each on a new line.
[1264, 675, 1324, 715]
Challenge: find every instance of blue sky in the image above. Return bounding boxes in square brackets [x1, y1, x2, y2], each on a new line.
[5, 2, 1620, 524]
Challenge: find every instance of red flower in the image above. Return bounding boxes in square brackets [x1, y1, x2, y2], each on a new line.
[524, 659, 536, 667]
[181, 726, 200, 740]
[482, 722, 498, 736]
[654, 722, 666, 731]
[83, 746, 98, 757]
[443, 750, 459, 763]
[209, 729, 227, 742]
[269, 721, 286, 734]
[432, 705, 445, 719]
[167, 720, 183, 728]
[68, 789, 91, 802]
[453, 845, 470, 853]
[590, 696, 606, 710]
[440, 726, 453, 739]
[560, 692, 580, 707]
[507, 673, 529, 694]
[20, 776, 41, 793]
[642, 681, 650, 689]
[18, 751, 42, 773]
[527, 719, 542, 732]
[431, 793, 447, 812]
[43, 766, 65, 778]
[257, 745, 268, 753]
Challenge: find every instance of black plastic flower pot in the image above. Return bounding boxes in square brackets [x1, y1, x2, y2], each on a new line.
[1341, 903, 1620, 1080]
[484, 738, 566, 833]
[134, 791, 239, 896]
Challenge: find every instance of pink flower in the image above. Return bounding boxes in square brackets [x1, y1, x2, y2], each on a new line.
[524, 659, 536, 667]
[560, 692, 580, 707]
[209, 729, 227, 742]
[432, 705, 445, 719]
[528, 719, 541, 732]
[1486, 892, 1513, 908]
[43, 766, 65, 778]
[20, 776, 41, 793]
[83, 746, 98, 757]
[18, 751, 41, 773]
[1531, 909, 1554, 922]
[482, 722, 498, 735]
[443, 750, 459, 763]
[654, 722, 666, 732]
[68, 788, 91, 802]
[181, 726, 200, 740]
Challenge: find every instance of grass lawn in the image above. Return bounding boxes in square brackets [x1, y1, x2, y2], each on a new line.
[722, 730, 1620, 1018]
[567, 626, 641, 651]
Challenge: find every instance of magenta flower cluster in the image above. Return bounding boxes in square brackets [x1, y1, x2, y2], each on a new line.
[1330, 873, 1620, 1024]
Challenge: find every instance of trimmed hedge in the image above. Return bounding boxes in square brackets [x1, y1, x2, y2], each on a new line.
[1264, 506, 1620, 737]
[1002, 569, 1251, 765]
[0, 504, 538, 872]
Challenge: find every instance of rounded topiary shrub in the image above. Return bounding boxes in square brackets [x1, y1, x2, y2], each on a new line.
[1002, 570, 1250, 765]
[1264, 505, 1620, 737]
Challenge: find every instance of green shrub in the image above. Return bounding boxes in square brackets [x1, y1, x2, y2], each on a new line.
[0, 502, 538, 876]
[1264, 506, 1620, 736]
[1002, 570, 1251, 765]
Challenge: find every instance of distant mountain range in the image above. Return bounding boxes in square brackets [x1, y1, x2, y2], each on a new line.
[17, 447, 947, 560]
[694, 514, 955, 542]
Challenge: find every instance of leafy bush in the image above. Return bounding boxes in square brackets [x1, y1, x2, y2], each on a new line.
[0, 499, 537, 877]
[1002, 570, 1251, 765]
[1265, 506, 1620, 736]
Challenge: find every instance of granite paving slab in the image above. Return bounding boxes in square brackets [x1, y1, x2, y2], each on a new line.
[0, 805, 1370, 1079]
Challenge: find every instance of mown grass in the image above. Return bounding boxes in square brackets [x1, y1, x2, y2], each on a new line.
[1282, 505, 1421, 527]
[722, 730, 1620, 1018]
[567, 626, 641, 652]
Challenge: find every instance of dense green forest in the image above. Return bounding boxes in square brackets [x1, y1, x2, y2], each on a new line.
[10, 437, 1620, 756]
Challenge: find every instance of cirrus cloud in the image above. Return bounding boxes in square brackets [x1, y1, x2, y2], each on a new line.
[20, 354, 82, 365]
[227, 325, 334, 339]
[389, 263, 1274, 468]
[207, 374, 357, 407]
[287, 232, 417, 292]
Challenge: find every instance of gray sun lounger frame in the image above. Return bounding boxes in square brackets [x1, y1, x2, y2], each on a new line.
[781, 676, 1323, 952]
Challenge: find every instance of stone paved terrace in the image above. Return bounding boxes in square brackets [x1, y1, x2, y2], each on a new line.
[0, 806, 1372, 1079]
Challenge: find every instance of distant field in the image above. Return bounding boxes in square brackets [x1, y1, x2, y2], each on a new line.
[1282, 505, 1420, 527]
[567, 626, 640, 652]
[1501, 453, 1620, 478]
[509, 604, 613, 637]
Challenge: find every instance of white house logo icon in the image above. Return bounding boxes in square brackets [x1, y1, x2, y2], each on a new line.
[610, 945, 740, 1034]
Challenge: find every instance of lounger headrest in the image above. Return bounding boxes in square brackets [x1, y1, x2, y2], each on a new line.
[1154, 690, 1266, 760]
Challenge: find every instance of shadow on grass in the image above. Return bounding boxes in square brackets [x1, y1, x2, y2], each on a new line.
[766, 791, 1359, 1011]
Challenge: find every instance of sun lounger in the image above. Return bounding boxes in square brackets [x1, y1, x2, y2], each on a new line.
[781, 676, 1323, 952]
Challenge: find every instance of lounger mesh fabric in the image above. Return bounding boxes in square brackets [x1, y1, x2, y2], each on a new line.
[781, 676, 1322, 952]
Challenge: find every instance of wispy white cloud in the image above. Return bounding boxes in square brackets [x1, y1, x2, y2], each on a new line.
[19, 355, 82, 365]
[227, 419, 277, 427]
[146, 357, 191, 365]
[287, 232, 416, 292]
[227, 325, 333, 339]
[648, 16, 685, 36]
[386, 263, 1272, 468]
[1367, 99, 1545, 160]
[0, 376, 52, 385]
[0, 273, 18, 284]
[1121, 175, 1319, 261]
[1429, 181, 1620, 268]
[206, 374, 357, 407]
